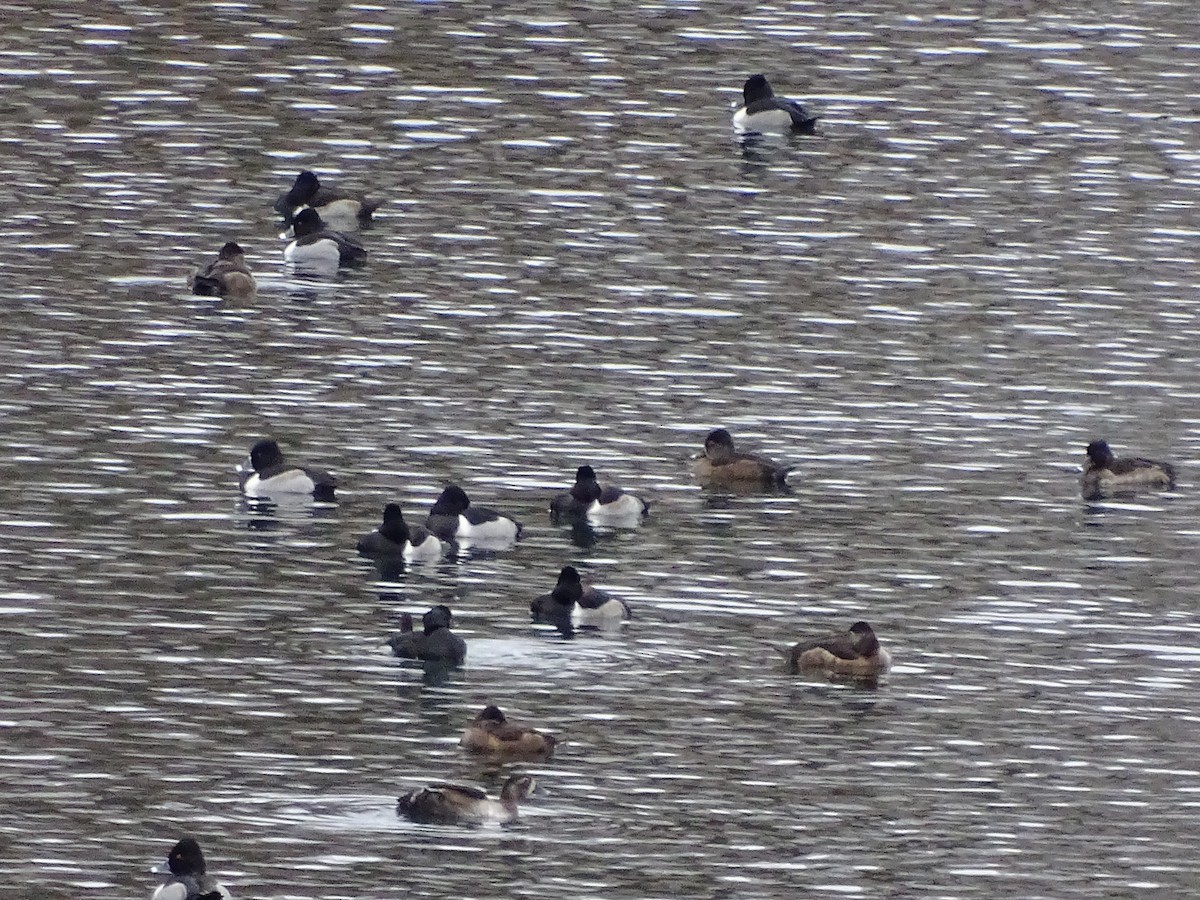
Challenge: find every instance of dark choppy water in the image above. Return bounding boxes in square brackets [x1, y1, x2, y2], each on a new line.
[3, 1, 1200, 897]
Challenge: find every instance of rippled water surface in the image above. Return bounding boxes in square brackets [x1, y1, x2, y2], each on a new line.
[3, 0, 1200, 897]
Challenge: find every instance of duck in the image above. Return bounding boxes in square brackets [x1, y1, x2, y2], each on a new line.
[531, 565, 631, 638]
[694, 428, 793, 487]
[550, 465, 649, 527]
[274, 170, 381, 230]
[150, 837, 232, 900]
[190, 242, 255, 298]
[357, 503, 444, 563]
[283, 208, 367, 269]
[388, 606, 467, 666]
[460, 705, 557, 758]
[425, 484, 522, 546]
[733, 74, 818, 136]
[1080, 439, 1176, 501]
[238, 438, 336, 502]
[397, 774, 536, 825]
[788, 621, 891, 678]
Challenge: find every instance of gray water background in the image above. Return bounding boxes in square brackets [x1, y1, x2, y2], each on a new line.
[2, 0, 1200, 897]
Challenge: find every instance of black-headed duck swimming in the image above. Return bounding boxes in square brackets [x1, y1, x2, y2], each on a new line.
[550, 465, 648, 526]
[239, 438, 336, 502]
[151, 837, 232, 900]
[788, 621, 891, 678]
[357, 503, 444, 563]
[397, 773, 536, 825]
[425, 484, 522, 546]
[460, 705, 557, 759]
[694, 428, 792, 487]
[389, 606, 466, 666]
[531, 565, 631, 638]
[733, 74, 818, 136]
[274, 170, 381, 230]
[190, 242, 255, 298]
[1080, 439, 1176, 501]
[283, 207, 367, 269]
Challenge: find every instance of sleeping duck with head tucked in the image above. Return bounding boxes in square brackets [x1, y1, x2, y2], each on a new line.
[1080, 439, 1175, 501]
[397, 773, 536, 825]
[788, 620, 891, 678]
[460, 705, 557, 759]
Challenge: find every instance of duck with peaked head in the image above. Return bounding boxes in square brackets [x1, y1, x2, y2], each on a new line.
[274, 170, 382, 230]
[239, 438, 336, 502]
[151, 837, 232, 900]
[551, 465, 648, 527]
[733, 74, 819, 136]
[1080, 439, 1176, 501]
[789, 621, 891, 678]
[694, 428, 793, 487]
[358, 503, 444, 563]
[190, 242, 255, 298]
[460, 705, 557, 759]
[389, 606, 466, 665]
[425, 484, 522, 546]
[397, 774, 536, 825]
[283, 207, 367, 269]
[531, 565, 630, 638]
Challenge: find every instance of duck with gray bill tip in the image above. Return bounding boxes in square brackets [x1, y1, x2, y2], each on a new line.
[151, 837, 232, 900]
[531, 565, 631, 639]
[1080, 439, 1176, 501]
[551, 465, 648, 526]
[733, 74, 818, 136]
[283, 207, 367, 268]
[357, 503, 445, 563]
[274, 169, 382, 229]
[238, 438, 336, 502]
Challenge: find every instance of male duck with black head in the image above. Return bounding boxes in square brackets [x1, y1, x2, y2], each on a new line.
[460, 705, 557, 759]
[358, 503, 444, 563]
[425, 483, 522, 549]
[239, 438, 336, 502]
[150, 837, 232, 900]
[551, 465, 649, 527]
[190, 242, 255, 298]
[733, 74, 819, 136]
[283, 208, 367, 270]
[531, 565, 631, 639]
[274, 170, 381, 231]
[788, 620, 891, 679]
[1080, 439, 1176, 501]
[388, 605, 467, 666]
[398, 774, 536, 826]
[694, 428, 793, 488]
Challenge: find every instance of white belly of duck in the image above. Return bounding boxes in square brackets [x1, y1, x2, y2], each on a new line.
[587, 494, 646, 526]
[284, 237, 341, 268]
[456, 515, 520, 543]
[243, 469, 316, 498]
[404, 534, 444, 563]
[733, 106, 795, 134]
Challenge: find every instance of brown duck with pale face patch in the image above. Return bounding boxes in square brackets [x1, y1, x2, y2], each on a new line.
[694, 428, 792, 487]
[460, 705, 557, 759]
[789, 621, 891, 678]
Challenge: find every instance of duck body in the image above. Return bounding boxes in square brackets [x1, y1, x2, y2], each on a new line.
[694, 428, 792, 487]
[397, 774, 535, 826]
[425, 484, 522, 545]
[551, 466, 648, 526]
[1080, 439, 1175, 501]
[283, 208, 367, 269]
[531, 565, 631, 638]
[789, 621, 891, 678]
[357, 504, 444, 563]
[389, 606, 466, 666]
[460, 705, 557, 758]
[274, 170, 381, 230]
[191, 242, 255, 298]
[733, 74, 818, 136]
[151, 838, 232, 900]
[239, 439, 336, 502]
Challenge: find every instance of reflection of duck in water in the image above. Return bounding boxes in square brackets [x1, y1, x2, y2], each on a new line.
[733, 74, 818, 136]
[550, 465, 648, 526]
[694, 428, 792, 487]
[388, 606, 466, 666]
[1080, 439, 1175, 501]
[788, 621, 891, 678]
[397, 774, 536, 825]
[460, 705, 557, 759]
[531, 566, 631, 638]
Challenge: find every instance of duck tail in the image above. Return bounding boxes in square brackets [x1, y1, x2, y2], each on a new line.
[793, 116, 819, 135]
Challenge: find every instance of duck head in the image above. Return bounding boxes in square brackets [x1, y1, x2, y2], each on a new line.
[379, 503, 410, 543]
[1085, 440, 1114, 469]
[423, 604, 454, 634]
[430, 484, 471, 516]
[249, 439, 285, 474]
[849, 621, 880, 655]
[290, 207, 325, 238]
[160, 837, 208, 878]
[571, 465, 602, 503]
[703, 428, 737, 463]
[743, 74, 774, 104]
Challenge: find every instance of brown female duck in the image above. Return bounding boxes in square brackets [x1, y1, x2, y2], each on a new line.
[788, 621, 891, 678]
[694, 428, 792, 487]
[460, 705, 557, 759]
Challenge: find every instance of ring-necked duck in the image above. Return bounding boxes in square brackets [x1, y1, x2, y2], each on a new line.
[357, 503, 444, 563]
[283, 208, 367, 269]
[190, 242, 255, 298]
[274, 170, 381, 230]
[388, 606, 467, 666]
[531, 565, 631, 638]
[1080, 439, 1176, 501]
[788, 621, 891, 678]
[550, 465, 649, 526]
[694, 428, 793, 487]
[239, 439, 336, 502]
[460, 705, 557, 759]
[397, 774, 536, 825]
[425, 484, 522, 546]
[151, 837, 232, 900]
[733, 74, 818, 136]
